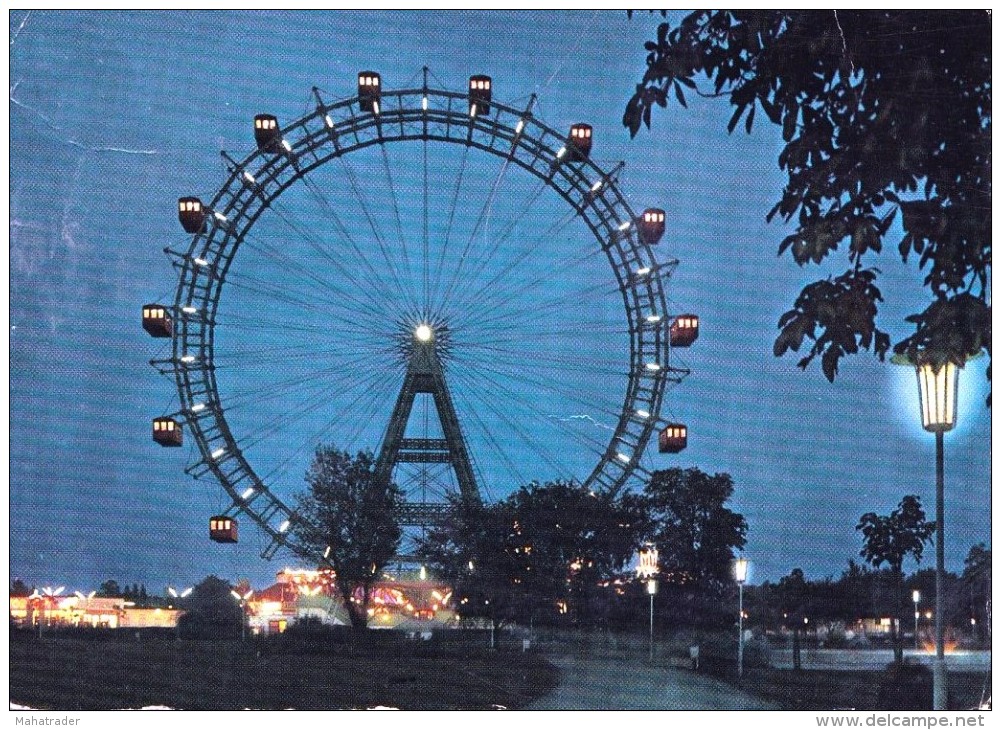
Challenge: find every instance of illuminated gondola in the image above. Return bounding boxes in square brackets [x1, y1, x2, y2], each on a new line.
[638, 208, 666, 245]
[468, 75, 492, 116]
[658, 424, 687, 453]
[209, 515, 238, 543]
[669, 315, 699, 347]
[253, 114, 281, 154]
[152, 417, 183, 447]
[567, 123, 592, 162]
[178, 197, 207, 234]
[358, 71, 381, 113]
[142, 304, 172, 338]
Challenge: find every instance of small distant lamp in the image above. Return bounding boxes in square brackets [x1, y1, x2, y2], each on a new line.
[913, 590, 921, 650]
[734, 557, 749, 679]
[636, 545, 659, 661]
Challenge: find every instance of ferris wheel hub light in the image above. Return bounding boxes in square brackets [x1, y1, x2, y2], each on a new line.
[415, 324, 433, 342]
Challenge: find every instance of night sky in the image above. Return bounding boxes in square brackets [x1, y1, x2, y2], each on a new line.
[9, 10, 991, 595]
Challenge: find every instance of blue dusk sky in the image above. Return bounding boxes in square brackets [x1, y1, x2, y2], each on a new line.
[9, 10, 991, 594]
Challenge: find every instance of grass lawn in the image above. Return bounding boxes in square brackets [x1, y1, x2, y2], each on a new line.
[10, 632, 559, 710]
[732, 668, 989, 711]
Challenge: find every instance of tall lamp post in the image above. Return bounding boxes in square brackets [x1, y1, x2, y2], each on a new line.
[734, 558, 749, 679]
[894, 352, 967, 710]
[913, 590, 921, 651]
[636, 544, 659, 661]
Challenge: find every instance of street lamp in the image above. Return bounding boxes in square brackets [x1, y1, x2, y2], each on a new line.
[636, 545, 659, 661]
[167, 585, 193, 604]
[913, 590, 921, 651]
[894, 351, 968, 710]
[734, 557, 749, 679]
[230, 589, 254, 641]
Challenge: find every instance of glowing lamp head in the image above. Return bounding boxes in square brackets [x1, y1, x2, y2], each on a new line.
[415, 324, 433, 343]
[734, 557, 749, 584]
[892, 351, 971, 433]
[646, 579, 658, 595]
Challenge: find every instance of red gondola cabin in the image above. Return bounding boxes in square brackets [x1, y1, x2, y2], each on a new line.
[358, 72, 381, 113]
[638, 208, 666, 245]
[209, 515, 238, 544]
[152, 417, 183, 447]
[659, 424, 688, 453]
[669, 315, 699, 347]
[469, 75, 492, 116]
[568, 124, 592, 162]
[142, 304, 172, 338]
[254, 114, 281, 154]
[178, 197, 207, 234]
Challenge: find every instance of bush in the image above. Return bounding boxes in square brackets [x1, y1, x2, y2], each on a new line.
[876, 663, 934, 710]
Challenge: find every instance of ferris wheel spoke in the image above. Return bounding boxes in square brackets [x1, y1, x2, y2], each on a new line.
[451, 386, 533, 490]
[450, 355, 625, 434]
[422, 135, 430, 311]
[223, 273, 394, 336]
[455, 226, 605, 319]
[262, 198, 401, 321]
[428, 145, 468, 313]
[218, 351, 389, 411]
[451, 366, 586, 481]
[453, 368, 613, 466]
[337, 156, 418, 314]
[456, 190, 585, 309]
[254, 369, 400, 487]
[452, 240, 610, 329]
[244, 370, 387, 451]
[453, 347, 629, 376]
[379, 144, 413, 283]
[238, 228, 395, 323]
[434, 156, 523, 316]
[299, 174, 407, 311]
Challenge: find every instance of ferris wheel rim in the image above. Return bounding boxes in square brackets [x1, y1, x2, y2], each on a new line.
[164, 78, 677, 565]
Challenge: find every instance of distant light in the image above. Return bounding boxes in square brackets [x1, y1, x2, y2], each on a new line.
[415, 324, 432, 342]
[645, 362, 661, 371]
[646, 315, 662, 324]
[211, 447, 226, 459]
[180, 355, 196, 363]
[281, 139, 292, 152]
[618, 220, 632, 231]
[279, 520, 290, 533]
[556, 146, 566, 159]
[213, 211, 227, 222]
[591, 180, 603, 192]
[617, 452, 630, 463]
[324, 114, 334, 128]
[372, 100, 380, 115]
[419, 565, 427, 580]
[241, 487, 254, 499]
[243, 171, 256, 184]
[470, 103, 477, 118]
[515, 119, 525, 134]
[635, 409, 650, 419]
[182, 306, 197, 314]
[191, 403, 206, 412]
[324, 546, 331, 559]
[468, 561, 474, 571]
[194, 258, 209, 267]
[635, 267, 651, 276]
[422, 96, 428, 111]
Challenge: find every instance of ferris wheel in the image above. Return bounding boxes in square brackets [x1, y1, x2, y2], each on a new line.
[143, 68, 697, 564]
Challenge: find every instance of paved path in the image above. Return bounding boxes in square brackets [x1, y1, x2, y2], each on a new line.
[523, 649, 776, 710]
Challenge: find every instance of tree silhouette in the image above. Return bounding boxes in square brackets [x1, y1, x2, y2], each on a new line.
[294, 447, 403, 629]
[857, 495, 934, 663]
[625, 11, 990, 398]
